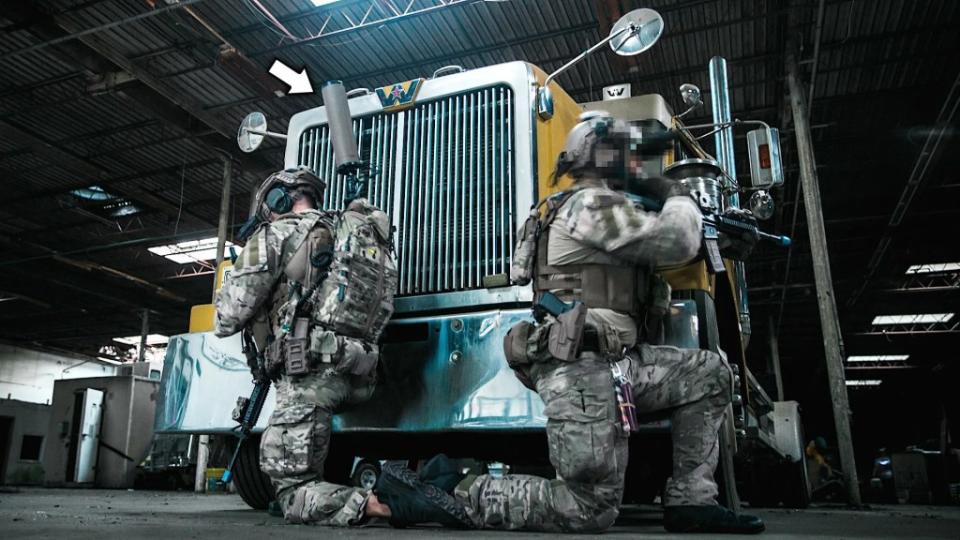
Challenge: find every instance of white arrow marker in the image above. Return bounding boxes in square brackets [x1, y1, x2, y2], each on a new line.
[269, 59, 313, 94]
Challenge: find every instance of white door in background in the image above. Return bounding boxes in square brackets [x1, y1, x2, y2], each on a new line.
[74, 388, 104, 483]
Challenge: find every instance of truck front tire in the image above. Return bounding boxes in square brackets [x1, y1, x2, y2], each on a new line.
[232, 436, 275, 510]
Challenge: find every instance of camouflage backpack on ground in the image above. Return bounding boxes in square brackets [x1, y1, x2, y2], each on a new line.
[309, 198, 397, 343]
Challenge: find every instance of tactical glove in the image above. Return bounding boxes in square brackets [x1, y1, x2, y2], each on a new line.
[626, 176, 691, 205]
[717, 208, 760, 261]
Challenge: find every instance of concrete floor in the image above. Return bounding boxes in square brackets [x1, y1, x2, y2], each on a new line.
[0, 488, 957, 539]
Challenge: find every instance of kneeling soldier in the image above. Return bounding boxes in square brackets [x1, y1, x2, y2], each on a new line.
[374, 112, 764, 534]
[215, 167, 404, 526]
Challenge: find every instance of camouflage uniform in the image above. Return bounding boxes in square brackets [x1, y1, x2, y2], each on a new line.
[455, 179, 732, 532]
[215, 209, 373, 526]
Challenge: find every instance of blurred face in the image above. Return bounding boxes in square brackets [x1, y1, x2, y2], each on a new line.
[628, 153, 645, 178]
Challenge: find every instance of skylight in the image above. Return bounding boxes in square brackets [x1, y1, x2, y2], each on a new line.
[846, 379, 882, 387]
[70, 185, 116, 201]
[905, 262, 960, 274]
[871, 313, 954, 325]
[846, 355, 909, 362]
[148, 237, 234, 265]
[113, 334, 169, 346]
[310, 0, 341, 6]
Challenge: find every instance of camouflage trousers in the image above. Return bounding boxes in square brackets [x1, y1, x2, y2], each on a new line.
[259, 367, 375, 526]
[455, 345, 732, 532]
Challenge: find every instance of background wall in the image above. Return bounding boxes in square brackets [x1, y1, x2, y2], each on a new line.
[0, 398, 51, 485]
[0, 343, 117, 404]
[44, 376, 157, 488]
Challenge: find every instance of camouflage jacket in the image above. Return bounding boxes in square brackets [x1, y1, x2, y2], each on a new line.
[214, 210, 333, 338]
[545, 178, 702, 346]
[548, 178, 702, 269]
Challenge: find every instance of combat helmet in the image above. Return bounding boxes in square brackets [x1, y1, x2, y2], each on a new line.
[251, 166, 326, 222]
[553, 110, 636, 183]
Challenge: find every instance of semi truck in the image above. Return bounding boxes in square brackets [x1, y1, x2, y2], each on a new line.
[155, 9, 809, 510]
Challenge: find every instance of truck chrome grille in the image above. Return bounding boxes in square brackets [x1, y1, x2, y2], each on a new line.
[298, 85, 515, 296]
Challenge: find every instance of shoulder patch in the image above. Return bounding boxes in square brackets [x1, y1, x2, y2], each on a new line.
[233, 226, 269, 275]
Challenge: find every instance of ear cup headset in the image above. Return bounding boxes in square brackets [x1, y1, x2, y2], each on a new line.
[265, 185, 293, 214]
[237, 167, 326, 242]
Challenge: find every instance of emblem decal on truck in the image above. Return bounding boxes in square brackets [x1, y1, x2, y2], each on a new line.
[376, 78, 424, 111]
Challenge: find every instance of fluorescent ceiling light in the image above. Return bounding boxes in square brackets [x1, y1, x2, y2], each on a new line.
[846, 379, 882, 387]
[114, 334, 169, 346]
[905, 262, 960, 274]
[846, 355, 909, 362]
[872, 313, 954, 325]
[148, 236, 234, 265]
[310, 0, 341, 6]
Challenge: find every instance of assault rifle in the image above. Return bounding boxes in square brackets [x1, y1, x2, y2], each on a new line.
[221, 330, 270, 483]
[221, 247, 271, 484]
[625, 193, 791, 274]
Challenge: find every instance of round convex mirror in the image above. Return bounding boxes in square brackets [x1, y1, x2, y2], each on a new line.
[749, 190, 776, 220]
[610, 8, 664, 56]
[237, 111, 267, 153]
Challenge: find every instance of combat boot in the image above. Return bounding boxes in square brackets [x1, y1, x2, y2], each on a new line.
[417, 454, 465, 494]
[663, 505, 765, 534]
[374, 461, 473, 529]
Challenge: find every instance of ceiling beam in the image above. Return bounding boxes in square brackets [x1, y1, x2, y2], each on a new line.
[0, 233, 187, 304]
[846, 68, 960, 307]
[0, 118, 213, 227]
[4, 1, 274, 177]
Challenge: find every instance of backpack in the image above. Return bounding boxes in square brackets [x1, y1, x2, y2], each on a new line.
[510, 191, 578, 285]
[309, 198, 397, 342]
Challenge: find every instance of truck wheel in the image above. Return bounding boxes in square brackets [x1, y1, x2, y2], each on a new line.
[232, 436, 275, 510]
[351, 460, 381, 490]
[780, 458, 811, 509]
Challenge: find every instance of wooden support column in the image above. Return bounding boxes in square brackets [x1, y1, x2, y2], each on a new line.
[786, 52, 861, 506]
[195, 157, 234, 493]
[137, 309, 150, 364]
[768, 314, 784, 401]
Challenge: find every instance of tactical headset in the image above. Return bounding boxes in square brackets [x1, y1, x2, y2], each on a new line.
[265, 185, 294, 214]
[237, 167, 325, 241]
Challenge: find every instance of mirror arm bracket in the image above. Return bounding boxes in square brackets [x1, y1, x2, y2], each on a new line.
[543, 25, 633, 89]
[241, 128, 288, 140]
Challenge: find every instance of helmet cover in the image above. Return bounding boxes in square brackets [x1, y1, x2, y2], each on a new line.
[251, 166, 326, 221]
[554, 111, 641, 182]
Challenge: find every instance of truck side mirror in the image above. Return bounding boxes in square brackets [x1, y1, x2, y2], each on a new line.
[237, 111, 287, 153]
[746, 127, 784, 189]
[537, 8, 663, 120]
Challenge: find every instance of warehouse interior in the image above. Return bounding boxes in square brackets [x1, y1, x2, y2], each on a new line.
[1, 0, 959, 537]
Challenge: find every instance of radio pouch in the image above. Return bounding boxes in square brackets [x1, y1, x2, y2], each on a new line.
[284, 317, 310, 376]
